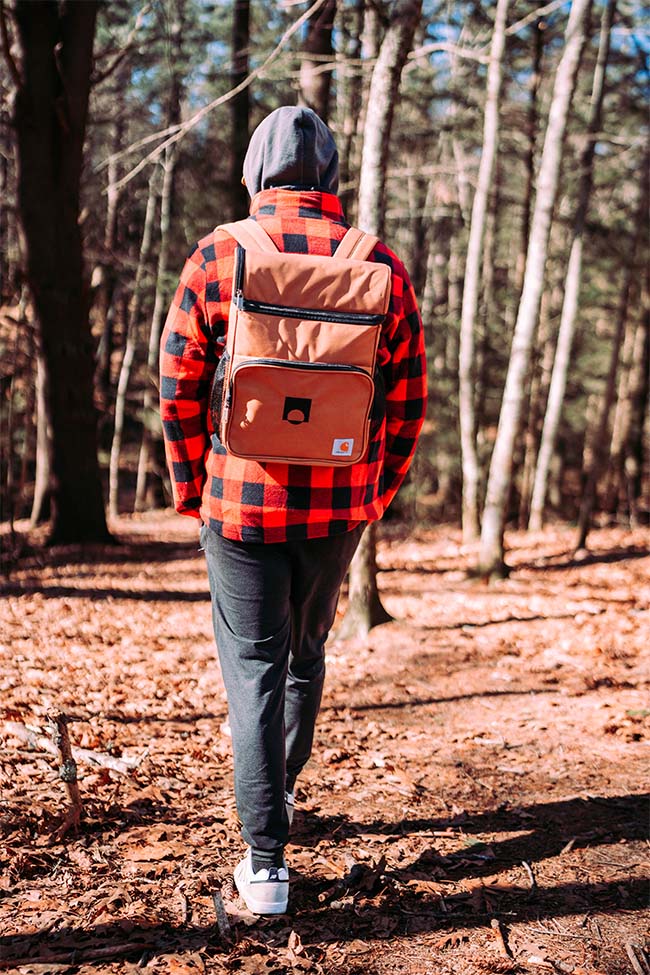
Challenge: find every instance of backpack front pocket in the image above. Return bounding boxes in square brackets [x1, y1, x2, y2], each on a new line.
[221, 359, 374, 466]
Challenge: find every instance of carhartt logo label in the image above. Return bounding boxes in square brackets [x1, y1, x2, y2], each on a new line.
[283, 397, 311, 425]
[332, 438, 354, 457]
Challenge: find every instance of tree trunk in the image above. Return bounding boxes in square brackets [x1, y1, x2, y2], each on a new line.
[108, 171, 158, 518]
[134, 150, 176, 512]
[342, 0, 422, 638]
[477, 0, 591, 577]
[528, 0, 615, 531]
[458, 0, 508, 542]
[337, 523, 391, 639]
[603, 313, 638, 514]
[13, 0, 110, 544]
[347, 3, 381, 226]
[134, 2, 184, 512]
[337, 0, 363, 217]
[574, 172, 647, 553]
[229, 0, 250, 221]
[625, 301, 649, 526]
[507, 17, 543, 329]
[94, 88, 125, 407]
[30, 344, 52, 527]
[299, 0, 336, 123]
[518, 282, 558, 527]
[18, 316, 37, 519]
[356, 0, 421, 239]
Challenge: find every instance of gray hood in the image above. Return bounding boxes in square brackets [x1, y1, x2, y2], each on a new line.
[243, 106, 339, 198]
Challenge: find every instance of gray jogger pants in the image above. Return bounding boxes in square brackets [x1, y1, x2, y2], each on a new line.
[200, 522, 363, 858]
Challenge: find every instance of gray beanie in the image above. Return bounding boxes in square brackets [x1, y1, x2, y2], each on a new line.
[243, 106, 339, 198]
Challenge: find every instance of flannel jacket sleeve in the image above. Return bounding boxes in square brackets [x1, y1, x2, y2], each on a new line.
[379, 266, 427, 511]
[159, 246, 219, 518]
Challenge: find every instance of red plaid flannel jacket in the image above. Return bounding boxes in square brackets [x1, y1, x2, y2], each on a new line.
[160, 189, 427, 543]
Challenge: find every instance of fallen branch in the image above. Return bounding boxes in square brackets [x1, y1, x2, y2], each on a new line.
[0, 942, 155, 970]
[490, 918, 512, 958]
[627, 943, 650, 975]
[5, 720, 146, 775]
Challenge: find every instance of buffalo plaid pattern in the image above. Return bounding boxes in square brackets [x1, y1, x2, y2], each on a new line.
[160, 189, 427, 543]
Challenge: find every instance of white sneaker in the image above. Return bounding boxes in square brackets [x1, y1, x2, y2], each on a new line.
[234, 849, 289, 915]
[285, 791, 295, 826]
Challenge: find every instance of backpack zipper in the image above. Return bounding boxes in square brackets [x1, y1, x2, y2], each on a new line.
[239, 297, 384, 326]
[233, 245, 384, 326]
[232, 357, 370, 375]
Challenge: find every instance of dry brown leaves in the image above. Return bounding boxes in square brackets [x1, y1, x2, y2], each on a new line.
[0, 514, 648, 974]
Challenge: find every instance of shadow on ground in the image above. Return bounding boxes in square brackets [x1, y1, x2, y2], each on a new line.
[1, 793, 646, 967]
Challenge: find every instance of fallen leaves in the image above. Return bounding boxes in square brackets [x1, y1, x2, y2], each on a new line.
[1, 517, 648, 975]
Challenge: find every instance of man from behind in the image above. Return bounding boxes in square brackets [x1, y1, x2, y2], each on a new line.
[160, 106, 426, 914]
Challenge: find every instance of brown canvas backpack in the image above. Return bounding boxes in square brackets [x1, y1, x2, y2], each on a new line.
[209, 218, 392, 466]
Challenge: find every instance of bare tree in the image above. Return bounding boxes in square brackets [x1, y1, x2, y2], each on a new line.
[336, 0, 363, 216]
[340, 0, 423, 639]
[477, 0, 592, 577]
[458, 0, 509, 541]
[574, 169, 648, 553]
[230, 0, 250, 220]
[528, 0, 616, 531]
[299, 0, 336, 122]
[134, 0, 184, 512]
[10, 0, 110, 544]
[108, 172, 158, 518]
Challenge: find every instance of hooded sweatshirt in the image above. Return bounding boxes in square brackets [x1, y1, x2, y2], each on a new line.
[243, 106, 339, 197]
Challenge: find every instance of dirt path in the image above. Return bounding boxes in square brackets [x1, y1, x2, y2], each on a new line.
[1, 513, 648, 975]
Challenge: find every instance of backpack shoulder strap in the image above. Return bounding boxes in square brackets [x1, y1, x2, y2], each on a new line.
[215, 218, 279, 253]
[335, 227, 379, 261]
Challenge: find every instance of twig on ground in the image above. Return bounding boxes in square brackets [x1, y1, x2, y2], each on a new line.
[5, 720, 146, 774]
[212, 888, 233, 943]
[490, 918, 512, 958]
[522, 860, 536, 889]
[47, 709, 82, 840]
[627, 943, 650, 975]
[0, 943, 154, 969]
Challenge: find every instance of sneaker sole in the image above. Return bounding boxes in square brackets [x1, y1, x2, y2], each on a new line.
[234, 859, 289, 915]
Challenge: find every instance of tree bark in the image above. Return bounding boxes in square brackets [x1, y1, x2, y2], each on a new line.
[108, 171, 158, 518]
[299, 0, 336, 123]
[574, 172, 647, 553]
[356, 0, 422, 239]
[518, 282, 559, 528]
[603, 314, 638, 513]
[528, 0, 615, 531]
[229, 0, 249, 220]
[29, 345, 52, 527]
[506, 16, 543, 328]
[337, 523, 391, 639]
[342, 0, 422, 638]
[12, 0, 110, 544]
[625, 299, 649, 526]
[134, 1, 184, 512]
[94, 80, 125, 407]
[458, 0, 508, 542]
[477, 0, 591, 577]
[336, 0, 363, 217]
[134, 150, 176, 512]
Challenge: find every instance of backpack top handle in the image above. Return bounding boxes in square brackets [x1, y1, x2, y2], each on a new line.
[217, 219, 379, 262]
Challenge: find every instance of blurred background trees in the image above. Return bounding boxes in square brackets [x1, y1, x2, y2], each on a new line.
[0, 0, 648, 564]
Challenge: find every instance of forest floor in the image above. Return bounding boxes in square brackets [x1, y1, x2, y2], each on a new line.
[0, 512, 648, 975]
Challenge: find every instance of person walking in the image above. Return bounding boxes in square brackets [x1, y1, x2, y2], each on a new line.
[160, 106, 427, 915]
